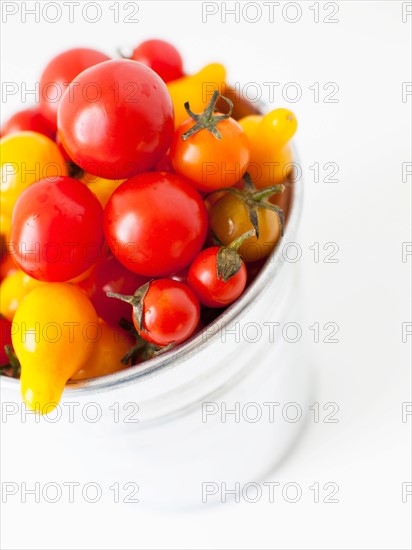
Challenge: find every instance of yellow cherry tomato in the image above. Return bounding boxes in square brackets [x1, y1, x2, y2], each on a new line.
[71, 319, 132, 380]
[0, 269, 44, 321]
[239, 109, 297, 189]
[12, 283, 98, 413]
[80, 173, 125, 208]
[258, 108, 297, 149]
[167, 63, 226, 128]
[0, 131, 67, 217]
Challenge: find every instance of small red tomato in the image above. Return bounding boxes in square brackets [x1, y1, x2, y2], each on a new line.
[104, 172, 208, 277]
[131, 39, 184, 82]
[0, 317, 13, 365]
[170, 91, 250, 192]
[10, 176, 104, 282]
[109, 279, 200, 346]
[40, 47, 110, 126]
[2, 107, 56, 139]
[81, 254, 149, 327]
[58, 59, 174, 180]
[188, 246, 247, 308]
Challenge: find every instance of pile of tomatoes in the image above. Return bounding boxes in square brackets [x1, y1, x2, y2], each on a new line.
[0, 39, 297, 413]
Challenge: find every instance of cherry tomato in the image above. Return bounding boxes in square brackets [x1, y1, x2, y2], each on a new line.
[239, 110, 296, 189]
[10, 176, 104, 282]
[131, 39, 184, 82]
[0, 131, 68, 218]
[0, 269, 44, 321]
[79, 254, 149, 327]
[71, 319, 133, 380]
[2, 107, 55, 139]
[170, 92, 250, 191]
[110, 279, 200, 346]
[104, 172, 208, 277]
[188, 246, 247, 308]
[40, 48, 110, 127]
[12, 283, 98, 412]
[58, 59, 174, 179]
[209, 193, 281, 263]
[0, 317, 13, 365]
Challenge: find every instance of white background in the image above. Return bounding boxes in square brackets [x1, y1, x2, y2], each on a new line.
[1, 1, 411, 549]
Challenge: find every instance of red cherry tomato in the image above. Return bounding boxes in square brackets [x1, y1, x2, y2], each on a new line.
[58, 59, 174, 179]
[10, 176, 104, 282]
[188, 246, 247, 308]
[0, 317, 13, 365]
[120, 279, 200, 346]
[131, 39, 184, 83]
[80, 254, 149, 327]
[2, 107, 55, 139]
[40, 48, 110, 126]
[104, 172, 208, 277]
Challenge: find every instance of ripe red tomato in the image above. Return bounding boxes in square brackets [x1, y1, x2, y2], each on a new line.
[110, 279, 200, 346]
[131, 39, 184, 83]
[40, 48, 110, 127]
[139, 280, 199, 345]
[2, 107, 55, 139]
[58, 59, 174, 179]
[188, 246, 247, 308]
[10, 176, 104, 282]
[80, 254, 149, 327]
[104, 172, 208, 277]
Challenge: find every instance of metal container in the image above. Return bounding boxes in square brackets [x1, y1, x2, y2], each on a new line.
[1, 149, 309, 509]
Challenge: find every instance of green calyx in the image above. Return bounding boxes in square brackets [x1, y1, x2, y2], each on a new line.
[209, 173, 285, 239]
[118, 318, 175, 365]
[216, 228, 255, 283]
[182, 90, 234, 141]
[107, 281, 152, 333]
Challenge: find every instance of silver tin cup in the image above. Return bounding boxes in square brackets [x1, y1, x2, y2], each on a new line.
[1, 147, 310, 509]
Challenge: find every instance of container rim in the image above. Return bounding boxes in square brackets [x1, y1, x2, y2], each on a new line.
[1, 147, 303, 395]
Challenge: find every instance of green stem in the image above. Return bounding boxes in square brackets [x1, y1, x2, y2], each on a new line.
[227, 229, 256, 251]
[182, 90, 234, 141]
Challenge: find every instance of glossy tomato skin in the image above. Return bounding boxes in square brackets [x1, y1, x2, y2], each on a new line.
[2, 108, 56, 139]
[40, 48, 110, 127]
[10, 176, 104, 282]
[80, 254, 149, 327]
[131, 39, 184, 82]
[104, 172, 208, 277]
[170, 116, 250, 192]
[136, 279, 200, 346]
[209, 193, 282, 263]
[58, 60, 175, 179]
[188, 246, 247, 308]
